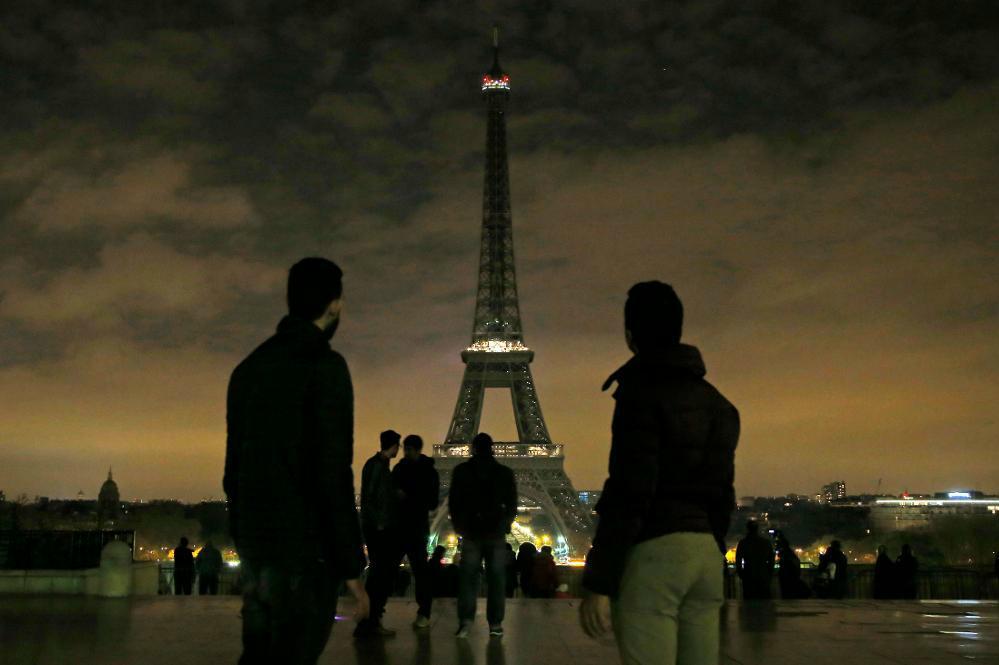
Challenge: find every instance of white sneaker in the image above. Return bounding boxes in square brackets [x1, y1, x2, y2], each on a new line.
[455, 624, 470, 639]
[413, 615, 431, 629]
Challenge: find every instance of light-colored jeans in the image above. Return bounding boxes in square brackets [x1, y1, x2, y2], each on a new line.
[612, 532, 724, 665]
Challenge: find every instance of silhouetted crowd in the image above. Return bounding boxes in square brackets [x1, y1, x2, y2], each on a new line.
[735, 522, 922, 600]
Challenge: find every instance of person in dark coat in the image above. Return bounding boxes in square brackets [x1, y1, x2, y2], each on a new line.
[580, 281, 739, 665]
[531, 545, 558, 598]
[827, 540, 849, 599]
[196, 540, 224, 595]
[504, 543, 518, 598]
[173, 536, 195, 595]
[736, 522, 774, 600]
[391, 434, 440, 629]
[449, 432, 518, 638]
[775, 532, 809, 599]
[427, 545, 448, 598]
[356, 430, 402, 638]
[516, 542, 537, 598]
[873, 545, 896, 599]
[895, 544, 918, 599]
[224, 257, 369, 664]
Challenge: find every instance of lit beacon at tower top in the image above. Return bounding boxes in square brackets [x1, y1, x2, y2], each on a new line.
[481, 27, 510, 93]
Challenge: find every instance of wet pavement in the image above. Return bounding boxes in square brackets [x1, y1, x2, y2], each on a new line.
[0, 597, 995, 665]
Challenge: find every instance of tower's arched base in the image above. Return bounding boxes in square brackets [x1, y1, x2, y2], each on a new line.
[431, 452, 593, 561]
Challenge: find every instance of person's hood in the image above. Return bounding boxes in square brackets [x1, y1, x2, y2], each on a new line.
[602, 343, 706, 392]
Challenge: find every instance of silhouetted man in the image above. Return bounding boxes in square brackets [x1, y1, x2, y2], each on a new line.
[196, 540, 224, 595]
[580, 281, 739, 665]
[827, 540, 849, 599]
[173, 536, 194, 595]
[225, 257, 369, 665]
[873, 545, 895, 599]
[736, 522, 774, 600]
[449, 432, 518, 638]
[391, 434, 440, 629]
[895, 544, 918, 599]
[775, 532, 808, 599]
[516, 542, 537, 598]
[532, 545, 558, 598]
[356, 430, 402, 638]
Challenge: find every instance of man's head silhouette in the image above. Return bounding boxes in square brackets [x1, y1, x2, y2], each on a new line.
[380, 429, 401, 459]
[287, 258, 344, 338]
[624, 281, 683, 353]
[403, 434, 423, 461]
[471, 432, 493, 457]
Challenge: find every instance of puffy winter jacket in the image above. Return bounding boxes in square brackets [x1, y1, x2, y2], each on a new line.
[583, 344, 739, 596]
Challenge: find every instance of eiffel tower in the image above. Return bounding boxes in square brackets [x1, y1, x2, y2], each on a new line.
[431, 29, 593, 558]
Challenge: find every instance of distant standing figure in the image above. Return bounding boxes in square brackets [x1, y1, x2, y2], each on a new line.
[827, 540, 849, 599]
[873, 545, 895, 600]
[516, 543, 537, 597]
[173, 537, 195, 595]
[449, 432, 518, 639]
[580, 281, 739, 665]
[895, 544, 918, 599]
[775, 532, 809, 599]
[504, 543, 518, 598]
[428, 545, 448, 598]
[224, 257, 369, 664]
[532, 545, 558, 598]
[356, 430, 402, 638]
[735, 522, 774, 600]
[391, 433, 441, 629]
[196, 540, 224, 595]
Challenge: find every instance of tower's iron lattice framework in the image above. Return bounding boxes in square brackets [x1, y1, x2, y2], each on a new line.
[432, 31, 593, 556]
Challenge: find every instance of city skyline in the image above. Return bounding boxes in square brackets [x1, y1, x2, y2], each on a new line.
[1, 4, 997, 501]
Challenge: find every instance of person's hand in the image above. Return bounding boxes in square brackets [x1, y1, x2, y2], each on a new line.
[345, 578, 369, 621]
[579, 593, 612, 639]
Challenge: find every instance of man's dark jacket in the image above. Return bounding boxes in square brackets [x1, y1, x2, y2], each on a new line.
[174, 546, 194, 575]
[360, 452, 398, 535]
[392, 454, 440, 536]
[224, 315, 364, 579]
[448, 454, 517, 541]
[736, 534, 775, 585]
[583, 344, 739, 597]
[196, 545, 224, 577]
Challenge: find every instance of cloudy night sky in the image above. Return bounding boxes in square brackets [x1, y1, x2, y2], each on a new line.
[1, 1, 997, 501]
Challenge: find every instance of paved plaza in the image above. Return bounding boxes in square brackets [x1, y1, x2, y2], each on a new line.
[1, 597, 996, 665]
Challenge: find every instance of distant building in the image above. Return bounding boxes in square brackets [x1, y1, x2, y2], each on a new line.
[820, 481, 846, 503]
[97, 468, 121, 529]
[871, 490, 999, 531]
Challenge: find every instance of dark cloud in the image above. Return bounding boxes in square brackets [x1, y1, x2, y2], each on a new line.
[0, 1, 997, 499]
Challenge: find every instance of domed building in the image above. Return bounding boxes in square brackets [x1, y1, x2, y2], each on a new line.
[97, 468, 121, 529]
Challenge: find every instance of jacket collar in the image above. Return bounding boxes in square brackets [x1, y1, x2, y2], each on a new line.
[602, 343, 706, 391]
[276, 315, 328, 348]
